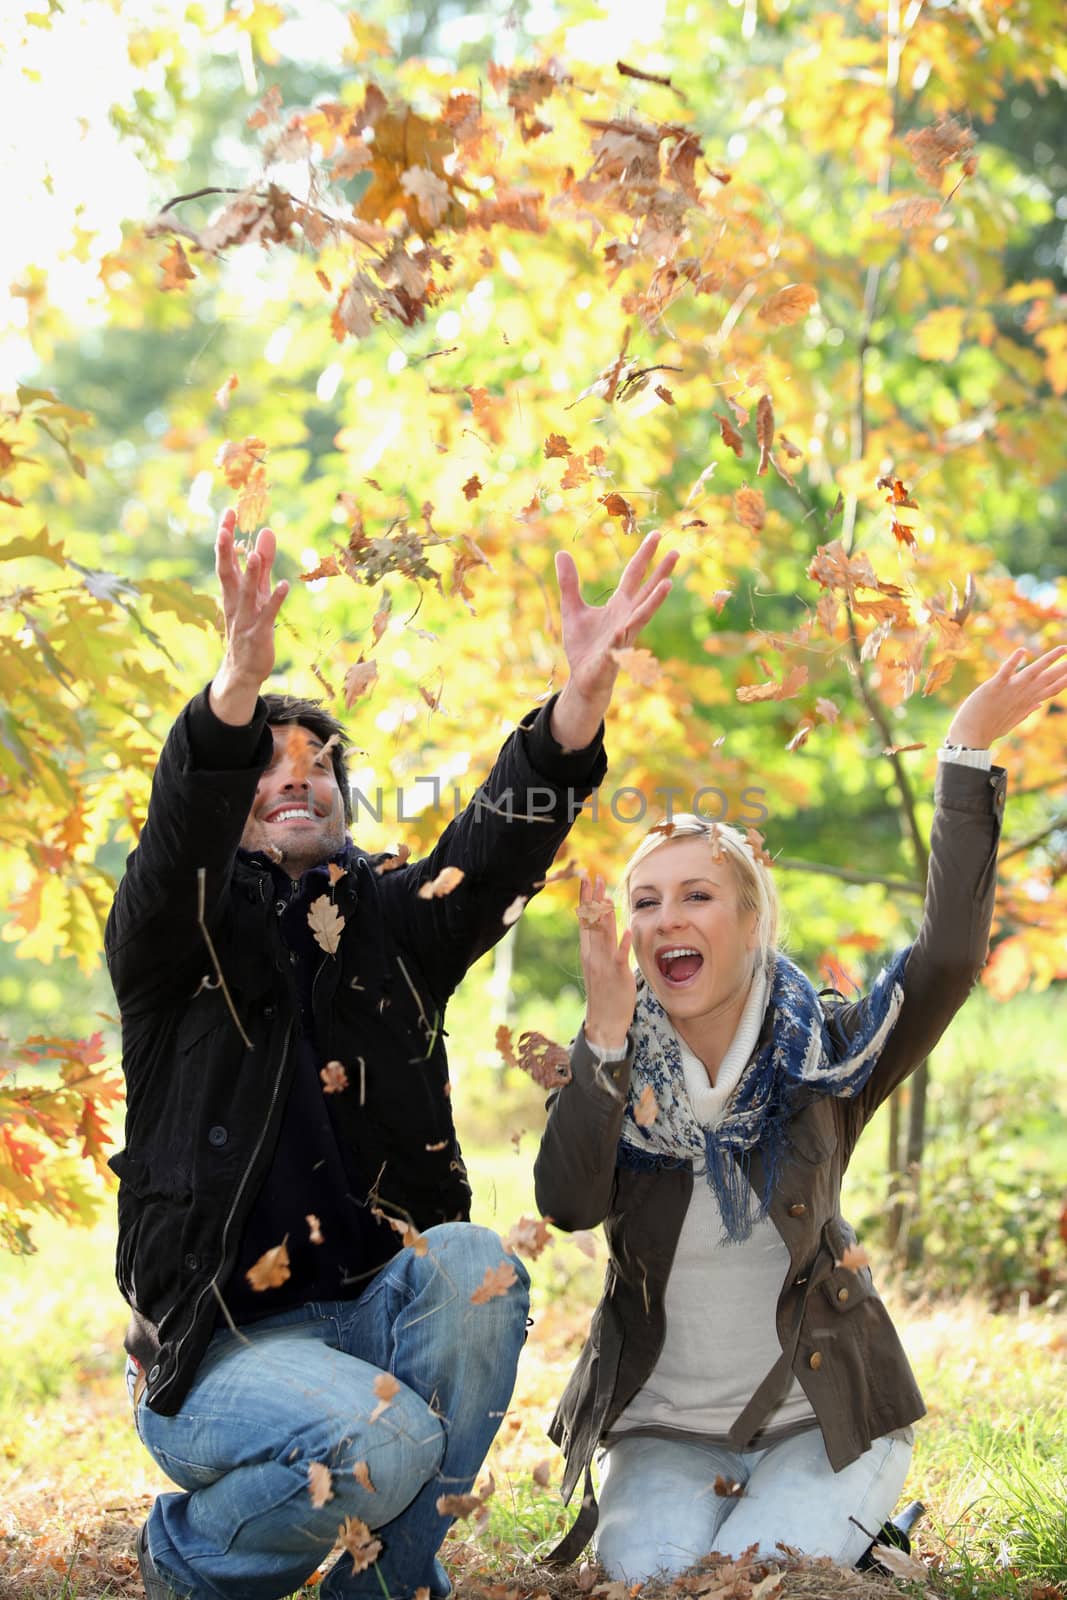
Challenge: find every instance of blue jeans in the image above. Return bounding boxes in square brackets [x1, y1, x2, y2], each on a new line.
[130, 1223, 530, 1600]
[595, 1426, 914, 1580]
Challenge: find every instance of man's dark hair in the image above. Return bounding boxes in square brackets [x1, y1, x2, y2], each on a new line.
[261, 693, 352, 825]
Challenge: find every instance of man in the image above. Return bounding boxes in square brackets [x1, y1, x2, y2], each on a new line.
[106, 509, 675, 1600]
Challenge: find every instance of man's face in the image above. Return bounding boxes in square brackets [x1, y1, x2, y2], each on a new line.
[240, 724, 347, 878]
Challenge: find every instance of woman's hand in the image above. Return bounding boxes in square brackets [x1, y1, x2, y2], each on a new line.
[578, 874, 637, 1050]
[945, 645, 1067, 748]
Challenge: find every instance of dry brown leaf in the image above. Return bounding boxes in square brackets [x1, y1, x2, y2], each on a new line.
[532, 1459, 553, 1487]
[338, 1516, 382, 1572]
[369, 1372, 400, 1422]
[470, 1260, 519, 1304]
[922, 656, 957, 697]
[371, 592, 392, 644]
[374, 1209, 428, 1256]
[610, 646, 661, 686]
[517, 1030, 572, 1087]
[160, 239, 196, 292]
[599, 492, 637, 532]
[353, 1460, 376, 1493]
[756, 394, 774, 476]
[327, 861, 347, 886]
[734, 486, 765, 532]
[544, 432, 572, 458]
[745, 827, 774, 868]
[837, 1242, 871, 1270]
[343, 658, 379, 708]
[462, 474, 483, 501]
[883, 741, 926, 756]
[572, 1230, 598, 1258]
[870, 1544, 929, 1581]
[815, 696, 840, 723]
[308, 895, 345, 955]
[502, 895, 527, 927]
[307, 1213, 324, 1245]
[576, 896, 613, 928]
[321, 1059, 349, 1094]
[560, 453, 591, 490]
[714, 412, 744, 457]
[418, 865, 465, 899]
[246, 1236, 291, 1292]
[374, 843, 411, 875]
[504, 1214, 554, 1260]
[437, 1475, 495, 1519]
[634, 1084, 658, 1127]
[496, 1023, 519, 1070]
[713, 1473, 744, 1498]
[758, 283, 818, 327]
[308, 1461, 334, 1508]
[215, 374, 239, 410]
[786, 718, 815, 753]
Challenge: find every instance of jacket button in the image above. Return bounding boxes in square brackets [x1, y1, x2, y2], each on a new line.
[788, 1202, 807, 1218]
[263, 1005, 275, 1018]
[208, 1125, 228, 1147]
[184, 1253, 199, 1271]
[809, 1351, 823, 1371]
[837, 1286, 850, 1302]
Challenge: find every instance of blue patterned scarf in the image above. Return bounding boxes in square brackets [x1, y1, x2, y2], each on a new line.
[617, 948, 911, 1241]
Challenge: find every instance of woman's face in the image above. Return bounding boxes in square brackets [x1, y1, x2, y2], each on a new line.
[627, 837, 758, 1026]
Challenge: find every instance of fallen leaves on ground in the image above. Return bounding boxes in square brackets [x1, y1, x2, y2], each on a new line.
[437, 1473, 495, 1522]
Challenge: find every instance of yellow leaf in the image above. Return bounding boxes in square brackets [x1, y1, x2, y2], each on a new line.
[914, 306, 965, 363]
[757, 283, 818, 326]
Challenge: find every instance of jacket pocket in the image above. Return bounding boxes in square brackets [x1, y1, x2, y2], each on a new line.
[109, 1149, 192, 1202]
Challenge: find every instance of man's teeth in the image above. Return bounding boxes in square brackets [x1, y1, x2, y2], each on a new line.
[271, 807, 312, 822]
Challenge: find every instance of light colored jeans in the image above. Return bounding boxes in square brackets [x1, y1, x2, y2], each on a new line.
[128, 1223, 530, 1600]
[595, 1425, 914, 1580]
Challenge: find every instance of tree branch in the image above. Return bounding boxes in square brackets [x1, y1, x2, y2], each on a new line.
[774, 855, 923, 896]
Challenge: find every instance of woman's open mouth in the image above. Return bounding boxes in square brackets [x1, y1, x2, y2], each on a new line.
[656, 947, 704, 985]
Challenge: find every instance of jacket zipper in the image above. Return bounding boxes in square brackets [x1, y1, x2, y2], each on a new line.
[153, 1016, 294, 1408]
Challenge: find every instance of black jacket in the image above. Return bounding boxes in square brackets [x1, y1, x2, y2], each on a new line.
[106, 686, 605, 1416]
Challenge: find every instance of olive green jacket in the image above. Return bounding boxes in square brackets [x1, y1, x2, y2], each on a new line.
[534, 761, 1006, 1560]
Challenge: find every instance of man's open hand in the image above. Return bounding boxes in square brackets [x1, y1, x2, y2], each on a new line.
[209, 509, 290, 726]
[550, 531, 678, 750]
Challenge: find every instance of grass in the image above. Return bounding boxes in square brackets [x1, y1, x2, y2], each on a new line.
[1, 983, 1064, 1597]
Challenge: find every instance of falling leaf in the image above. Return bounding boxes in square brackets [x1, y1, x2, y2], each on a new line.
[344, 658, 379, 708]
[711, 590, 732, 613]
[544, 432, 571, 458]
[816, 697, 840, 723]
[655, 384, 675, 404]
[470, 1260, 519, 1303]
[905, 114, 976, 189]
[560, 452, 591, 490]
[159, 239, 196, 292]
[714, 413, 744, 457]
[502, 895, 527, 926]
[634, 1084, 658, 1126]
[338, 1517, 382, 1571]
[922, 656, 957, 697]
[327, 862, 347, 887]
[758, 283, 818, 326]
[883, 742, 926, 756]
[370, 1372, 400, 1422]
[436, 1474, 496, 1518]
[353, 1460, 376, 1492]
[786, 718, 815, 752]
[572, 1230, 597, 1259]
[532, 1459, 553, 1487]
[246, 1236, 291, 1292]
[610, 646, 661, 686]
[576, 895, 613, 928]
[214, 374, 239, 409]
[308, 1461, 334, 1508]
[599, 492, 637, 532]
[371, 592, 392, 644]
[734, 486, 765, 532]
[375, 843, 411, 875]
[496, 1023, 519, 1070]
[418, 865, 465, 899]
[837, 1242, 871, 1270]
[400, 164, 451, 225]
[307, 1213, 324, 1244]
[373, 1208, 428, 1256]
[756, 394, 774, 475]
[308, 895, 345, 954]
[462, 474, 483, 501]
[504, 1214, 554, 1260]
[745, 827, 774, 867]
[321, 1060, 349, 1093]
[713, 1473, 745, 1498]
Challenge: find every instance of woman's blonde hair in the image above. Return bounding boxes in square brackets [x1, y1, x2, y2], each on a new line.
[621, 813, 780, 967]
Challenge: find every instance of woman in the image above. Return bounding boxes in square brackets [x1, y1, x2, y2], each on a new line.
[535, 647, 1066, 1581]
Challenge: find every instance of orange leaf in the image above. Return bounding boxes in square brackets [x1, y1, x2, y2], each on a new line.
[417, 866, 465, 899]
[344, 658, 379, 708]
[246, 1236, 291, 1291]
[714, 413, 744, 457]
[307, 1213, 324, 1244]
[370, 1372, 400, 1422]
[320, 1060, 349, 1093]
[758, 283, 818, 327]
[462, 474, 483, 501]
[634, 1084, 658, 1126]
[353, 1460, 376, 1492]
[338, 1516, 382, 1571]
[517, 1031, 571, 1088]
[470, 1260, 519, 1304]
[544, 432, 571, 459]
[837, 1243, 871, 1270]
[734, 486, 765, 532]
[308, 1462, 334, 1508]
[504, 1214, 553, 1260]
[756, 395, 774, 476]
[159, 239, 196, 292]
[610, 646, 661, 686]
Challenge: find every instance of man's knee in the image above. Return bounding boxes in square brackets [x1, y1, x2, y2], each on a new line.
[419, 1222, 531, 1310]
